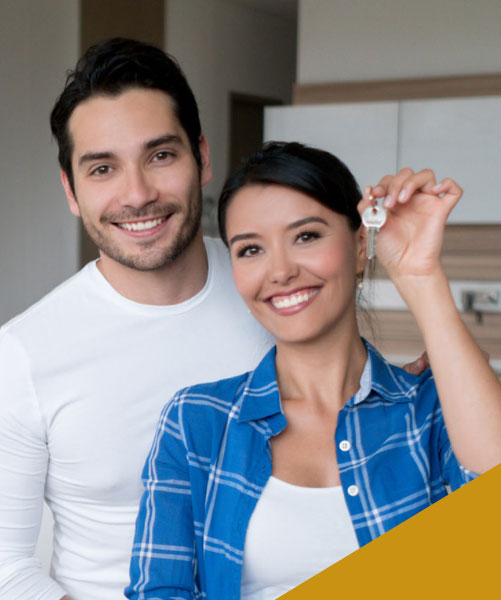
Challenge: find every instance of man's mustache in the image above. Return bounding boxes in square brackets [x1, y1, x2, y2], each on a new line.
[100, 202, 181, 224]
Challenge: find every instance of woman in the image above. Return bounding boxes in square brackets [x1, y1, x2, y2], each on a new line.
[126, 142, 501, 600]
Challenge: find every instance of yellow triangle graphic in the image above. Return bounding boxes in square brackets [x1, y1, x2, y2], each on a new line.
[280, 464, 501, 598]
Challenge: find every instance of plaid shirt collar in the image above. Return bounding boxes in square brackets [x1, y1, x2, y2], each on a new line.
[237, 338, 416, 425]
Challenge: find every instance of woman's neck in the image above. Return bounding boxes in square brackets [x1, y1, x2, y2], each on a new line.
[275, 323, 367, 413]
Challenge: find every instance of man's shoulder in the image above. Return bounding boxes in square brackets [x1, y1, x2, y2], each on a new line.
[1, 263, 95, 336]
[204, 236, 230, 270]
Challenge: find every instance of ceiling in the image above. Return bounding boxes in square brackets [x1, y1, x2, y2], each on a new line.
[227, 0, 298, 21]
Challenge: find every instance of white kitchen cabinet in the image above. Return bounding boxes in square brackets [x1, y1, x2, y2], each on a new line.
[399, 97, 501, 223]
[264, 96, 501, 223]
[264, 102, 399, 194]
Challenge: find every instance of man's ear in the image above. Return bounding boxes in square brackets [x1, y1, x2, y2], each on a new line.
[198, 135, 212, 187]
[61, 170, 80, 217]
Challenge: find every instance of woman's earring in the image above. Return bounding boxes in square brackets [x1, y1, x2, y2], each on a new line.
[356, 274, 364, 292]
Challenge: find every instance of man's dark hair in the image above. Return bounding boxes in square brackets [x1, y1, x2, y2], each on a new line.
[218, 141, 362, 246]
[50, 37, 202, 193]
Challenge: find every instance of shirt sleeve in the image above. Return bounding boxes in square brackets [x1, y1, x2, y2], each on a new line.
[0, 331, 66, 600]
[125, 392, 199, 600]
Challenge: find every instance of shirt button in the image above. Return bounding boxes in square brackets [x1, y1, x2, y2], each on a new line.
[339, 440, 351, 451]
[347, 485, 359, 497]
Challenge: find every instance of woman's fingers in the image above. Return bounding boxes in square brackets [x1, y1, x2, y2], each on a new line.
[372, 168, 414, 204]
[382, 168, 438, 208]
[432, 177, 463, 209]
[364, 172, 463, 227]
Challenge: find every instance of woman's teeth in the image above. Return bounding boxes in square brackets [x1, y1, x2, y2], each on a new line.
[271, 289, 318, 309]
[117, 217, 166, 231]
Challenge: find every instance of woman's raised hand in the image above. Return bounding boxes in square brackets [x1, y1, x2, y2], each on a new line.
[359, 168, 462, 280]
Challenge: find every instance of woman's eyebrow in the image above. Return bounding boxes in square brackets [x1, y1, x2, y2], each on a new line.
[286, 216, 329, 230]
[229, 232, 261, 246]
[229, 217, 329, 246]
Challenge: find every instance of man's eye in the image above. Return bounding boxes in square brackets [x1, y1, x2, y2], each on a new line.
[152, 151, 173, 162]
[296, 231, 320, 243]
[91, 165, 111, 176]
[237, 245, 261, 258]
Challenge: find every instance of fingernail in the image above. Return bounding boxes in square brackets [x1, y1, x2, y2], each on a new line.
[383, 195, 392, 208]
[398, 189, 407, 202]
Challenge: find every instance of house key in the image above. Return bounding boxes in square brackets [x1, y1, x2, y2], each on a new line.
[362, 201, 387, 260]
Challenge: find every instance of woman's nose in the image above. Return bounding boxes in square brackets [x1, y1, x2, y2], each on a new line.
[268, 248, 299, 285]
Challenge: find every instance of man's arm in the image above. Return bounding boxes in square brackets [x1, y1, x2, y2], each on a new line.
[0, 331, 67, 599]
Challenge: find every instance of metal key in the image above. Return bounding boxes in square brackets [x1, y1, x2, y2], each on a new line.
[362, 203, 387, 259]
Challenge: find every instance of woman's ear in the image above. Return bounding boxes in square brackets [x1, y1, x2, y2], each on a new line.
[355, 225, 368, 275]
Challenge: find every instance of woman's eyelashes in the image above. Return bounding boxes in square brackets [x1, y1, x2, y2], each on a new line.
[295, 230, 321, 244]
[236, 244, 262, 258]
[234, 230, 322, 259]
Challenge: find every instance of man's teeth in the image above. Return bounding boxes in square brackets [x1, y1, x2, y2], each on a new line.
[271, 289, 318, 309]
[117, 217, 166, 231]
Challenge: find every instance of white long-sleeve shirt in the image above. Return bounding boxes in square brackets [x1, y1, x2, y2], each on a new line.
[0, 238, 271, 600]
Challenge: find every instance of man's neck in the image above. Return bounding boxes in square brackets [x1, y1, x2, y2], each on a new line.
[96, 232, 209, 306]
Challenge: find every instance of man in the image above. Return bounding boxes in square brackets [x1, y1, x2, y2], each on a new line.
[0, 38, 427, 599]
[0, 38, 272, 600]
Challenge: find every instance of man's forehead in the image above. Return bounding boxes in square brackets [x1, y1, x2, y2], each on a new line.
[68, 88, 187, 156]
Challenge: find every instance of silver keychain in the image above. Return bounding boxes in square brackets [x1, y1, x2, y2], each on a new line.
[361, 196, 387, 260]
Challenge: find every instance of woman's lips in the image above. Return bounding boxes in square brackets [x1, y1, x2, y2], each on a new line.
[267, 287, 320, 315]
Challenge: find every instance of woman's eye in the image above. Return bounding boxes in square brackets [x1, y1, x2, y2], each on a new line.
[296, 231, 320, 243]
[237, 245, 262, 258]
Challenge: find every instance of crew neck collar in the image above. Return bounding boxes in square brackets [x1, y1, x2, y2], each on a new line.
[86, 239, 215, 315]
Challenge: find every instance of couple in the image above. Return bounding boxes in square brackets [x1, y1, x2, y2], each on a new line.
[126, 141, 501, 599]
[0, 38, 498, 600]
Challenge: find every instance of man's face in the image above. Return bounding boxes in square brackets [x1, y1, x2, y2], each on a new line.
[62, 88, 211, 272]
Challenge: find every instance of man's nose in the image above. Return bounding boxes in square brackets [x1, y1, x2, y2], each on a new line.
[122, 167, 157, 208]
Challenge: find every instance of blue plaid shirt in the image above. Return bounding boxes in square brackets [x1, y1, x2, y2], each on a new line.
[126, 341, 476, 599]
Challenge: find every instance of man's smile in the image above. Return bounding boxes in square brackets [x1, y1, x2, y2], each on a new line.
[115, 216, 169, 232]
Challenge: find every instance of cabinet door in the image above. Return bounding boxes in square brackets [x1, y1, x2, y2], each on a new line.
[264, 102, 399, 191]
[399, 97, 501, 223]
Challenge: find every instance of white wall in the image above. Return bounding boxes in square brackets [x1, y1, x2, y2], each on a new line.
[0, 0, 80, 325]
[298, 0, 501, 83]
[166, 0, 297, 200]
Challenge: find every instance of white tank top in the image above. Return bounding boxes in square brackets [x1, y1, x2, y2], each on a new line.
[240, 476, 359, 600]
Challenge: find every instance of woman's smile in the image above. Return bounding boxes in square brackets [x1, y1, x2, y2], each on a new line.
[225, 184, 366, 344]
[267, 287, 320, 315]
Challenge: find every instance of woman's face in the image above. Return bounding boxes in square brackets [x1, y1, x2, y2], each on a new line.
[225, 184, 366, 345]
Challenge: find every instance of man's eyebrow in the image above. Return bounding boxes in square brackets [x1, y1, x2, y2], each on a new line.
[78, 151, 115, 167]
[77, 135, 184, 167]
[144, 134, 183, 150]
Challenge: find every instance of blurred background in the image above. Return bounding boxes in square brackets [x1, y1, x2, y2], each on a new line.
[0, 0, 500, 569]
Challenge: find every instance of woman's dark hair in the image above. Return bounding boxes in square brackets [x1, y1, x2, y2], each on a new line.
[50, 37, 202, 193]
[218, 141, 362, 245]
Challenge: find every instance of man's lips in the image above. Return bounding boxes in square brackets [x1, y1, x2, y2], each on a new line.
[112, 214, 172, 237]
[266, 287, 320, 314]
